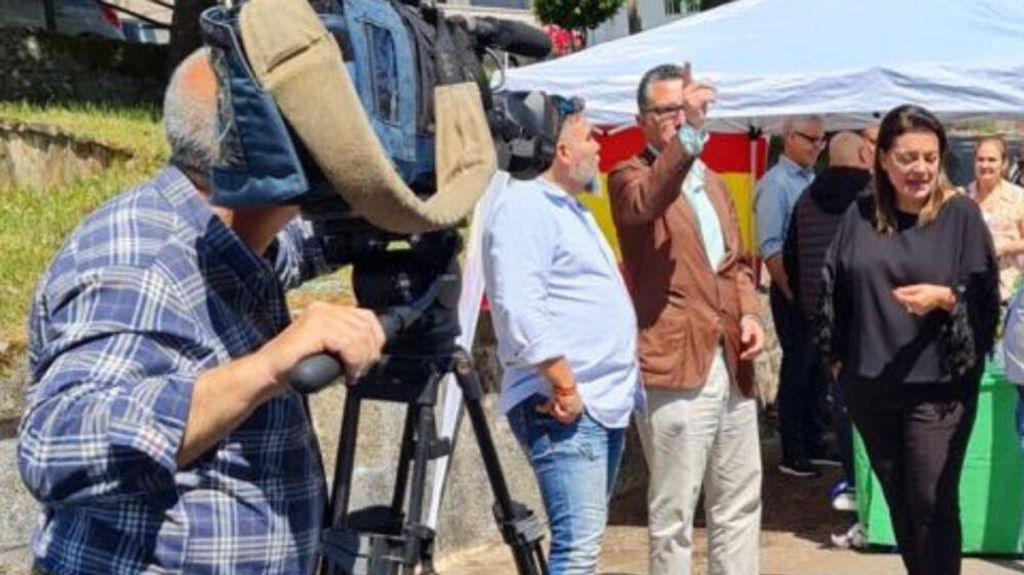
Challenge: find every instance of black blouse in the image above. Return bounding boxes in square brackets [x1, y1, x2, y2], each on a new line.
[817, 193, 999, 383]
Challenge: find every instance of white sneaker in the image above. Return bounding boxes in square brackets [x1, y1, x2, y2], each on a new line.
[829, 480, 857, 512]
[830, 521, 867, 549]
[831, 489, 857, 512]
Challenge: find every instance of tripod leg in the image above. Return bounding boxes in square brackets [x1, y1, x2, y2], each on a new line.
[400, 376, 442, 575]
[390, 407, 417, 518]
[321, 388, 363, 575]
[331, 390, 363, 527]
[451, 350, 549, 575]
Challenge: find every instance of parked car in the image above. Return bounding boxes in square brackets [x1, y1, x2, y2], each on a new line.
[121, 17, 168, 44]
[0, 0, 125, 40]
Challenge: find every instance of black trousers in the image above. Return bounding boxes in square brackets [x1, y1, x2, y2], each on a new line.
[846, 372, 980, 575]
[770, 286, 828, 462]
[832, 373, 855, 485]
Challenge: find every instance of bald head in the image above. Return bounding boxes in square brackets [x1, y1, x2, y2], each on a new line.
[164, 47, 219, 176]
[828, 131, 870, 169]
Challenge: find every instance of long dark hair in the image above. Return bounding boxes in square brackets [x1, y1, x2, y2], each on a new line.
[873, 105, 954, 234]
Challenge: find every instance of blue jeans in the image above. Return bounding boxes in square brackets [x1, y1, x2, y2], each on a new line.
[507, 395, 626, 575]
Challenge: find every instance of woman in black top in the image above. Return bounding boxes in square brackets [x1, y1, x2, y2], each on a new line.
[818, 105, 999, 575]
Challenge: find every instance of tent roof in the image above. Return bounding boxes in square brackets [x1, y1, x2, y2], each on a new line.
[502, 0, 1024, 133]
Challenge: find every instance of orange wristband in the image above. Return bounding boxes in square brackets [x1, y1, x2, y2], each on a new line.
[552, 384, 577, 397]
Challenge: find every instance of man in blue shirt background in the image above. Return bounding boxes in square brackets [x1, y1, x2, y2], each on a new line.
[483, 97, 644, 574]
[754, 115, 835, 478]
[18, 49, 385, 574]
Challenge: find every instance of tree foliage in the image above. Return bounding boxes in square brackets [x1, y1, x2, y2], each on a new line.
[533, 0, 626, 31]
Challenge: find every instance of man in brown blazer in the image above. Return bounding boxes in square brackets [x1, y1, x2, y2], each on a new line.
[608, 63, 765, 575]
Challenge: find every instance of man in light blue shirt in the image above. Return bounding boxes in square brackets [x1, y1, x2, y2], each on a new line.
[483, 96, 643, 574]
[754, 116, 833, 478]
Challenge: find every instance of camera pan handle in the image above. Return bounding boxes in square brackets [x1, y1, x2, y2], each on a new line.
[288, 313, 402, 394]
[288, 281, 439, 393]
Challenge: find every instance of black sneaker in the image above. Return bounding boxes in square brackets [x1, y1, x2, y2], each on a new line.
[778, 459, 822, 478]
[809, 449, 843, 467]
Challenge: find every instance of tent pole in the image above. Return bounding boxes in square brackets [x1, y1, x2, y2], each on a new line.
[748, 126, 763, 284]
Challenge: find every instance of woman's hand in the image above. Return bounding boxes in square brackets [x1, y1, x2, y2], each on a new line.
[892, 284, 956, 316]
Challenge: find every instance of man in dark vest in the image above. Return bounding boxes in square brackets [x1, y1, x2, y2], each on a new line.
[782, 130, 872, 519]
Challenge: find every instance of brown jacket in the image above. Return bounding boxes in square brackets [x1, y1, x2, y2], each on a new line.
[608, 137, 760, 395]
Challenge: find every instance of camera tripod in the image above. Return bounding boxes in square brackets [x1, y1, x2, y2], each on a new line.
[290, 231, 548, 575]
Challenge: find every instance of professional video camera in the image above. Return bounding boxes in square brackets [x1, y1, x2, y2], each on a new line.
[200, 0, 564, 573]
[200, 0, 571, 367]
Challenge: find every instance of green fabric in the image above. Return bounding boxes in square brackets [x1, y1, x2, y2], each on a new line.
[854, 361, 1024, 554]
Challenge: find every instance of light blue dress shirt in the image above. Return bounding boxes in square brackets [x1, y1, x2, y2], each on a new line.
[754, 154, 816, 259]
[682, 159, 726, 268]
[483, 177, 643, 429]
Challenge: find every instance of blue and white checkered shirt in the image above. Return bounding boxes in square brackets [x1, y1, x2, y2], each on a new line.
[19, 166, 330, 574]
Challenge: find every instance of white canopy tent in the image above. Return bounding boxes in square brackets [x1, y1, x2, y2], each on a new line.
[503, 0, 1024, 133]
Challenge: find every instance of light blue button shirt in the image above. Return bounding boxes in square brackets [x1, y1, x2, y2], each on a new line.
[682, 159, 726, 268]
[754, 154, 815, 259]
[483, 177, 643, 429]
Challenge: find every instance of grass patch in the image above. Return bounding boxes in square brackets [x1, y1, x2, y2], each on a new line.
[0, 165, 162, 328]
[0, 102, 167, 363]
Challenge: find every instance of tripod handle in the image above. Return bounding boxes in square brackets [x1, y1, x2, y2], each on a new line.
[289, 354, 346, 393]
[289, 312, 406, 393]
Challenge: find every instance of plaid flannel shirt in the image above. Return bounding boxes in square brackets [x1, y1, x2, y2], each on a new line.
[19, 167, 331, 574]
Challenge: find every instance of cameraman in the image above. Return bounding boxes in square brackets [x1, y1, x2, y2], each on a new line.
[482, 97, 643, 574]
[17, 48, 384, 574]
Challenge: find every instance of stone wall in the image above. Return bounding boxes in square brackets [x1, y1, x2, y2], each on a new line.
[0, 120, 133, 189]
[0, 29, 166, 106]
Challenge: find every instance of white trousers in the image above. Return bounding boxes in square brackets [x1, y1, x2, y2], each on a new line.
[638, 351, 762, 575]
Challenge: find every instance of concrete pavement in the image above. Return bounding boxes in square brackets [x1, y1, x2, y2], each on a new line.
[438, 525, 1024, 575]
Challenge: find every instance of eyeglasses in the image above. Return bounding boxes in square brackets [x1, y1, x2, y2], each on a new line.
[643, 104, 686, 119]
[794, 130, 827, 147]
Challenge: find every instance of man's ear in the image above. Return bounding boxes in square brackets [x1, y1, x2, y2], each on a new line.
[859, 144, 873, 168]
[555, 140, 571, 164]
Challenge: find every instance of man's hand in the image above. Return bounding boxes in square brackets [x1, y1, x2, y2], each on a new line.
[739, 315, 765, 360]
[763, 255, 792, 301]
[179, 302, 385, 467]
[535, 356, 583, 424]
[681, 62, 716, 130]
[257, 301, 386, 390]
[892, 284, 955, 316]
[536, 386, 584, 424]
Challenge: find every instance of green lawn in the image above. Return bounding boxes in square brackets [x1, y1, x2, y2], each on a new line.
[0, 102, 167, 355]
